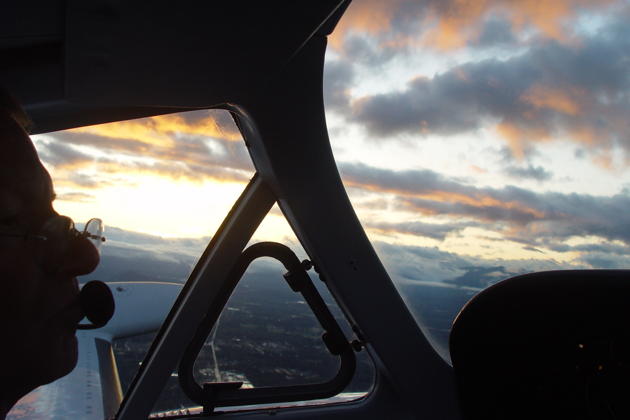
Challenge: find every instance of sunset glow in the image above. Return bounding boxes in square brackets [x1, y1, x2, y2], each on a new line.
[31, 0, 630, 282]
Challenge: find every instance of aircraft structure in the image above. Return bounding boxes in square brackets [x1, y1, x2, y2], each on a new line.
[3, 1, 629, 419]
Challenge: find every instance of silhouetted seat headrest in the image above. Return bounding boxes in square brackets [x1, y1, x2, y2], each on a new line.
[450, 270, 630, 420]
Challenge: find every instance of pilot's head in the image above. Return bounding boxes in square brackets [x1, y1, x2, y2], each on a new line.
[0, 89, 100, 413]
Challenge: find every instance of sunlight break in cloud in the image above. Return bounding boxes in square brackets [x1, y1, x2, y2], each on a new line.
[37, 109, 254, 191]
[69, 110, 242, 147]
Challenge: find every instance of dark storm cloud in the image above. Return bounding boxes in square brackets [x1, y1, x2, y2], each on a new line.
[348, 20, 630, 158]
[340, 162, 630, 245]
[503, 164, 553, 181]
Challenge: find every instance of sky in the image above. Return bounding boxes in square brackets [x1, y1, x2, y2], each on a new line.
[32, 0, 630, 291]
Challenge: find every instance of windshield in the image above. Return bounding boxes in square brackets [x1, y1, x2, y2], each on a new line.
[20, 109, 374, 417]
[325, 0, 630, 360]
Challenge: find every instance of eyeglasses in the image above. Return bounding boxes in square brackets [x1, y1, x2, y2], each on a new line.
[0, 216, 105, 273]
[0, 216, 105, 248]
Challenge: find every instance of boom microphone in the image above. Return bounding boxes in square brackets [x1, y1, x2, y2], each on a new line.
[77, 280, 115, 330]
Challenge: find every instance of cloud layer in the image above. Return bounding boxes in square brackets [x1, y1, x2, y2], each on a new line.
[340, 162, 630, 251]
[350, 24, 630, 159]
[325, 1, 630, 167]
[37, 109, 254, 194]
[332, 0, 615, 52]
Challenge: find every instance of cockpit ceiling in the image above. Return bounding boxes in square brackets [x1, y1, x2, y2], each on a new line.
[1, 1, 348, 134]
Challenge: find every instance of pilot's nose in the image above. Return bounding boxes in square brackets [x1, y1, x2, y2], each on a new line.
[57, 235, 100, 277]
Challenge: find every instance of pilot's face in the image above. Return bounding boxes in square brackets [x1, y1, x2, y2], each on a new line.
[0, 112, 99, 399]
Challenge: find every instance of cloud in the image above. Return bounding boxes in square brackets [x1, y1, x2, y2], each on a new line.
[472, 17, 517, 47]
[102, 226, 208, 256]
[579, 253, 630, 268]
[69, 109, 242, 146]
[373, 241, 569, 287]
[66, 172, 107, 189]
[331, 0, 615, 54]
[340, 162, 630, 246]
[323, 58, 355, 112]
[348, 20, 630, 160]
[503, 164, 553, 181]
[522, 246, 544, 254]
[55, 192, 96, 203]
[367, 220, 476, 240]
[547, 242, 630, 255]
[90, 225, 625, 290]
[37, 141, 94, 167]
[81, 224, 625, 366]
[43, 110, 254, 187]
[104, 159, 251, 183]
[442, 265, 509, 289]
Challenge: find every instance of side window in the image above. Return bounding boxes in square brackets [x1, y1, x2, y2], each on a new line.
[150, 208, 374, 415]
[326, 0, 630, 361]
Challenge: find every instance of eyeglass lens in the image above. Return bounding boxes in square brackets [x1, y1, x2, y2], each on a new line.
[84, 218, 105, 249]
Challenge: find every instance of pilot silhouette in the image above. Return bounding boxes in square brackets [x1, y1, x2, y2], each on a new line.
[0, 89, 100, 419]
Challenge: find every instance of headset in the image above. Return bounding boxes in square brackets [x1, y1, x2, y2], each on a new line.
[77, 280, 115, 330]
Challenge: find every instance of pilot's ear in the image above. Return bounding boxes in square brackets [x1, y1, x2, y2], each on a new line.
[0, 86, 34, 133]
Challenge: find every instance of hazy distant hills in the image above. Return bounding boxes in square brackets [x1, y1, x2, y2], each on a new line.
[81, 225, 573, 411]
[78, 225, 575, 361]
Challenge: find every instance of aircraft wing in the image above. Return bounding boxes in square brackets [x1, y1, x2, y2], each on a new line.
[7, 282, 182, 420]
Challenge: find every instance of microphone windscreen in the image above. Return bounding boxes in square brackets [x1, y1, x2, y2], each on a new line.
[79, 280, 115, 328]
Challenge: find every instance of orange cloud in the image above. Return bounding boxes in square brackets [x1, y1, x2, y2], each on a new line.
[70, 112, 241, 146]
[421, 1, 490, 50]
[329, 0, 398, 49]
[51, 158, 251, 191]
[422, 18, 471, 50]
[344, 178, 546, 221]
[44, 110, 254, 190]
[521, 84, 584, 116]
[495, 121, 553, 159]
[496, 88, 625, 160]
[331, 0, 614, 52]
[420, 190, 546, 220]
